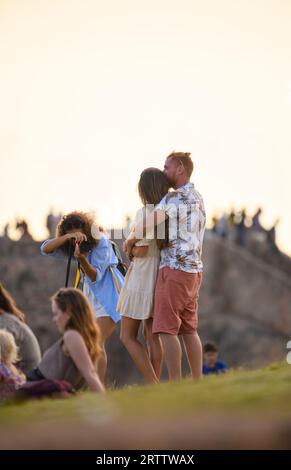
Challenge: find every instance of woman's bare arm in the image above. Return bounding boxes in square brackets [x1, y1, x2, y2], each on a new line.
[131, 246, 149, 258]
[63, 330, 105, 393]
[42, 232, 87, 254]
[74, 243, 97, 282]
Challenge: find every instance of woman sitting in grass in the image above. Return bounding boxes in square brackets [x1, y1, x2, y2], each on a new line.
[27, 288, 104, 393]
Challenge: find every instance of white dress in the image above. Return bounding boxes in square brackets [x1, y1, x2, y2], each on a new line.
[117, 209, 160, 320]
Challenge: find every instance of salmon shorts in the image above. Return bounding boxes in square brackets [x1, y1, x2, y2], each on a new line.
[152, 267, 202, 335]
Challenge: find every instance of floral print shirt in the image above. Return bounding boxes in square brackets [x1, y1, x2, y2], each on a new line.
[156, 182, 206, 273]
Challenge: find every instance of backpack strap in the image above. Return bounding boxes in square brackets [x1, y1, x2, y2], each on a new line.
[109, 266, 121, 294]
[74, 262, 82, 289]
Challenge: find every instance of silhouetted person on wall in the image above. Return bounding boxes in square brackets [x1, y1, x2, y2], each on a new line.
[266, 219, 280, 254]
[216, 213, 229, 238]
[46, 209, 61, 239]
[3, 224, 10, 239]
[252, 208, 263, 232]
[16, 220, 33, 241]
[211, 216, 218, 235]
[236, 209, 247, 246]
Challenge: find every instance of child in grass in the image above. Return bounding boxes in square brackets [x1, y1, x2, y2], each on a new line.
[203, 341, 228, 375]
[0, 329, 26, 401]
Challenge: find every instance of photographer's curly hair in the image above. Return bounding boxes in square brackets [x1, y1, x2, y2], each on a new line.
[57, 211, 98, 253]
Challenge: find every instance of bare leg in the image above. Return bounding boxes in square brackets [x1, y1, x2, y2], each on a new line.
[120, 317, 159, 384]
[182, 332, 203, 379]
[160, 333, 182, 381]
[143, 318, 163, 380]
[96, 317, 116, 386]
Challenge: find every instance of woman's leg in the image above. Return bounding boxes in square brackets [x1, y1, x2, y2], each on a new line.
[96, 317, 116, 385]
[143, 318, 163, 380]
[120, 317, 159, 384]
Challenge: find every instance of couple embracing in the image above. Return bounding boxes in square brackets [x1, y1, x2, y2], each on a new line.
[118, 151, 206, 383]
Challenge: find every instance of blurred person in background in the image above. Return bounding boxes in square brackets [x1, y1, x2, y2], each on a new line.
[203, 341, 228, 375]
[0, 283, 41, 374]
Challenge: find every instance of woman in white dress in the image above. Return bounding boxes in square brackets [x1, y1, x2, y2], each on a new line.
[118, 168, 170, 384]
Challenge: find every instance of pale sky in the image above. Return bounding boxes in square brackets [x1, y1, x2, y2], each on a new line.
[0, 0, 291, 254]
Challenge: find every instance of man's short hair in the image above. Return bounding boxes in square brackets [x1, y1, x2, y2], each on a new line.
[203, 341, 218, 353]
[167, 151, 194, 177]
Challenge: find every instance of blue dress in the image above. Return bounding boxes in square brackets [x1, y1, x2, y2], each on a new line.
[40, 234, 123, 323]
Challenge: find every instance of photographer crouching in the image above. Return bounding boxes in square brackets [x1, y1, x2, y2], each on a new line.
[40, 211, 124, 386]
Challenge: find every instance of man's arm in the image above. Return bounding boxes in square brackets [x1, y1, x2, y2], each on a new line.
[64, 331, 105, 393]
[131, 246, 149, 258]
[124, 209, 167, 256]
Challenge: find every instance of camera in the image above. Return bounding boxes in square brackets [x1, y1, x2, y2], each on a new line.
[78, 240, 92, 254]
[64, 239, 92, 256]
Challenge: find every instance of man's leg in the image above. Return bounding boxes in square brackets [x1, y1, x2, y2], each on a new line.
[160, 333, 182, 381]
[153, 268, 184, 381]
[182, 332, 203, 379]
[180, 273, 203, 379]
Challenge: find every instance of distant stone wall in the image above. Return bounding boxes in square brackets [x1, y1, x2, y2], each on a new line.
[199, 235, 291, 368]
[0, 235, 290, 387]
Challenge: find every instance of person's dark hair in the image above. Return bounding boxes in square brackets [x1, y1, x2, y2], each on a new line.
[52, 288, 102, 364]
[0, 283, 25, 322]
[57, 211, 98, 254]
[203, 341, 218, 353]
[138, 167, 171, 206]
[167, 151, 194, 177]
[138, 168, 171, 250]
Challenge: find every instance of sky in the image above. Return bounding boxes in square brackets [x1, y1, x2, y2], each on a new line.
[0, 0, 291, 254]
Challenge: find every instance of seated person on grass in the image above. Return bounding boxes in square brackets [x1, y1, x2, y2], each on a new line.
[203, 341, 228, 375]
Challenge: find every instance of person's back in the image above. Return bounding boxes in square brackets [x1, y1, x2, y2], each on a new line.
[0, 312, 41, 374]
[37, 337, 86, 390]
[152, 152, 205, 381]
[27, 288, 104, 393]
[118, 208, 161, 320]
[157, 182, 206, 273]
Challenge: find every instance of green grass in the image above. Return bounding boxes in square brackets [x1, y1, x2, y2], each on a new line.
[1, 361, 291, 428]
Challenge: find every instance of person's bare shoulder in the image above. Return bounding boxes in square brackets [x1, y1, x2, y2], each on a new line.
[63, 329, 83, 345]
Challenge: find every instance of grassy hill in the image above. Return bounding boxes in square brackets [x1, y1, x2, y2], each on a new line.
[1, 361, 291, 450]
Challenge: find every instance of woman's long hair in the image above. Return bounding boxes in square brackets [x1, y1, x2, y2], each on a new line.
[0, 283, 25, 322]
[57, 211, 98, 254]
[52, 288, 102, 364]
[138, 168, 171, 250]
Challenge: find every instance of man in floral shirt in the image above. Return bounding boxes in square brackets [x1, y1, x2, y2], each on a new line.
[125, 152, 206, 381]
